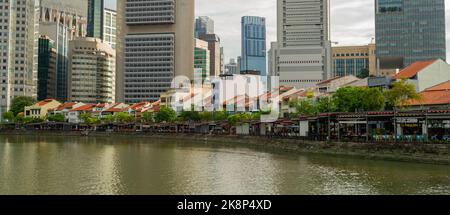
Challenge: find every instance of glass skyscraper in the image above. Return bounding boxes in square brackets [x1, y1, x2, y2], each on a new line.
[195, 16, 214, 38]
[241, 16, 266, 76]
[87, 0, 104, 39]
[375, 0, 446, 70]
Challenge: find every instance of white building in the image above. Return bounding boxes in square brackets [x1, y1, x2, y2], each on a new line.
[103, 8, 116, 49]
[68, 38, 116, 104]
[277, 0, 332, 90]
[0, 0, 40, 117]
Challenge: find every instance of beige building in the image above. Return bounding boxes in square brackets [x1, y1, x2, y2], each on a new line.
[24, 99, 62, 119]
[68, 38, 116, 104]
[332, 43, 376, 77]
[199, 34, 221, 77]
[116, 0, 195, 103]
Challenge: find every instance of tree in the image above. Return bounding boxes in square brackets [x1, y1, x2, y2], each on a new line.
[213, 110, 228, 121]
[154, 106, 177, 123]
[47, 114, 65, 122]
[116, 112, 135, 123]
[102, 115, 115, 124]
[10, 96, 36, 116]
[2, 111, 15, 123]
[333, 87, 385, 112]
[199, 112, 212, 121]
[80, 113, 99, 125]
[357, 68, 370, 79]
[384, 79, 421, 109]
[179, 111, 201, 122]
[316, 97, 337, 113]
[141, 112, 154, 123]
[290, 98, 317, 117]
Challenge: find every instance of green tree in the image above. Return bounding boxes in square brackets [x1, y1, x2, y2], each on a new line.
[384, 79, 421, 109]
[80, 113, 99, 125]
[213, 110, 228, 121]
[357, 68, 370, 79]
[179, 111, 201, 122]
[333, 87, 385, 112]
[316, 97, 337, 113]
[23, 117, 44, 124]
[47, 114, 65, 122]
[10, 96, 36, 116]
[154, 106, 177, 123]
[102, 115, 115, 124]
[2, 111, 15, 123]
[141, 112, 154, 123]
[290, 98, 317, 117]
[116, 112, 135, 123]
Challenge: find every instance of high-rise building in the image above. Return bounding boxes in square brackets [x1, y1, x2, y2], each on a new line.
[267, 42, 278, 77]
[195, 39, 210, 81]
[199, 34, 221, 77]
[225, 59, 238, 75]
[40, 22, 71, 101]
[68, 38, 115, 104]
[332, 44, 377, 78]
[375, 0, 446, 75]
[103, 8, 117, 49]
[237, 56, 242, 74]
[241, 16, 266, 76]
[277, 0, 331, 89]
[87, 0, 104, 39]
[0, 0, 40, 116]
[38, 36, 57, 101]
[220, 47, 225, 74]
[39, 0, 87, 38]
[195, 16, 214, 38]
[117, 0, 195, 103]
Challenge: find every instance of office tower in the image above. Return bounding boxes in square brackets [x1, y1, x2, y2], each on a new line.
[40, 22, 71, 101]
[237, 56, 242, 74]
[68, 38, 115, 104]
[198, 34, 221, 77]
[225, 59, 238, 74]
[38, 36, 57, 101]
[195, 39, 210, 81]
[277, 0, 331, 89]
[0, 0, 40, 116]
[103, 8, 117, 49]
[268, 42, 279, 77]
[87, 0, 104, 39]
[332, 44, 377, 78]
[241, 16, 266, 76]
[39, 0, 87, 38]
[117, 0, 195, 103]
[375, 0, 446, 75]
[220, 47, 225, 74]
[195, 16, 214, 38]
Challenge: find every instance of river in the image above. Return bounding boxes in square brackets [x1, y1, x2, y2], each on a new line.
[0, 135, 449, 195]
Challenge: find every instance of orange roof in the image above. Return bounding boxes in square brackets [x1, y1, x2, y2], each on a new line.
[408, 81, 450, 106]
[105, 103, 129, 112]
[316, 76, 342, 85]
[71, 104, 95, 111]
[36, 99, 56, 106]
[393, 60, 436, 79]
[425, 81, 450, 91]
[54, 102, 77, 111]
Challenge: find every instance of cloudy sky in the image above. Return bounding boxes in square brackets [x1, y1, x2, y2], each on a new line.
[105, 0, 450, 63]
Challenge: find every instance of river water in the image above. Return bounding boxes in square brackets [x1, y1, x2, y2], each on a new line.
[0, 135, 449, 195]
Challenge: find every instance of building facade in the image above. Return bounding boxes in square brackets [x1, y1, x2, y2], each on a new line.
[103, 8, 117, 49]
[268, 42, 278, 77]
[225, 59, 238, 75]
[117, 0, 195, 103]
[68, 38, 116, 104]
[39, 0, 87, 38]
[38, 36, 57, 101]
[0, 0, 40, 116]
[277, 0, 331, 89]
[332, 44, 376, 78]
[199, 34, 221, 77]
[195, 16, 214, 38]
[241, 16, 266, 76]
[194, 39, 210, 81]
[375, 0, 446, 73]
[87, 0, 104, 39]
[40, 22, 71, 101]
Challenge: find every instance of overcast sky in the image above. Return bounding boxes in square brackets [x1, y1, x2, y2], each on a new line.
[105, 0, 450, 63]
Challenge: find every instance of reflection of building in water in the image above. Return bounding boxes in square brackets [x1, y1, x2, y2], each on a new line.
[39, 0, 88, 38]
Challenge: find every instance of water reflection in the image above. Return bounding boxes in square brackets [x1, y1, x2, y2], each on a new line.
[0, 135, 449, 195]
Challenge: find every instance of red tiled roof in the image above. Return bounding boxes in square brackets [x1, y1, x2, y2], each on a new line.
[425, 81, 450, 91]
[408, 81, 450, 106]
[393, 60, 436, 79]
[316, 76, 342, 85]
[36, 99, 56, 107]
[105, 103, 129, 112]
[54, 102, 76, 111]
[71, 104, 95, 111]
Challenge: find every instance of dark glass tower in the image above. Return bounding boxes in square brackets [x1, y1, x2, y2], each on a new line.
[87, 0, 104, 39]
[375, 0, 446, 70]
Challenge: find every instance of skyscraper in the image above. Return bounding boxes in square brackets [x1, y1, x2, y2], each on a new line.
[195, 39, 210, 81]
[103, 8, 117, 49]
[0, 0, 40, 116]
[277, 0, 331, 89]
[39, 0, 87, 38]
[195, 16, 214, 38]
[375, 0, 446, 75]
[199, 34, 222, 77]
[39, 22, 71, 101]
[87, 0, 104, 39]
[117, 0, 195, 103]
[38, 36, 57, 101]
[225, 59, 238, 75]
[68, 38, 116, 104]
[241, 16, 266, 76]
[267, 42, 279, 77]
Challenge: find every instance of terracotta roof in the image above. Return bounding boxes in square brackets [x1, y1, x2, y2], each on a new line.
[408, 81, 450, 106]
[425, 80, 450, 91]
[316, 76, 342, 85]
[36, 99, 56, 107]
[53, 102, 77, 111]
[392, 60, 436, 79]
[105, 103, 129, 112]
[71, 104, 96, 111]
